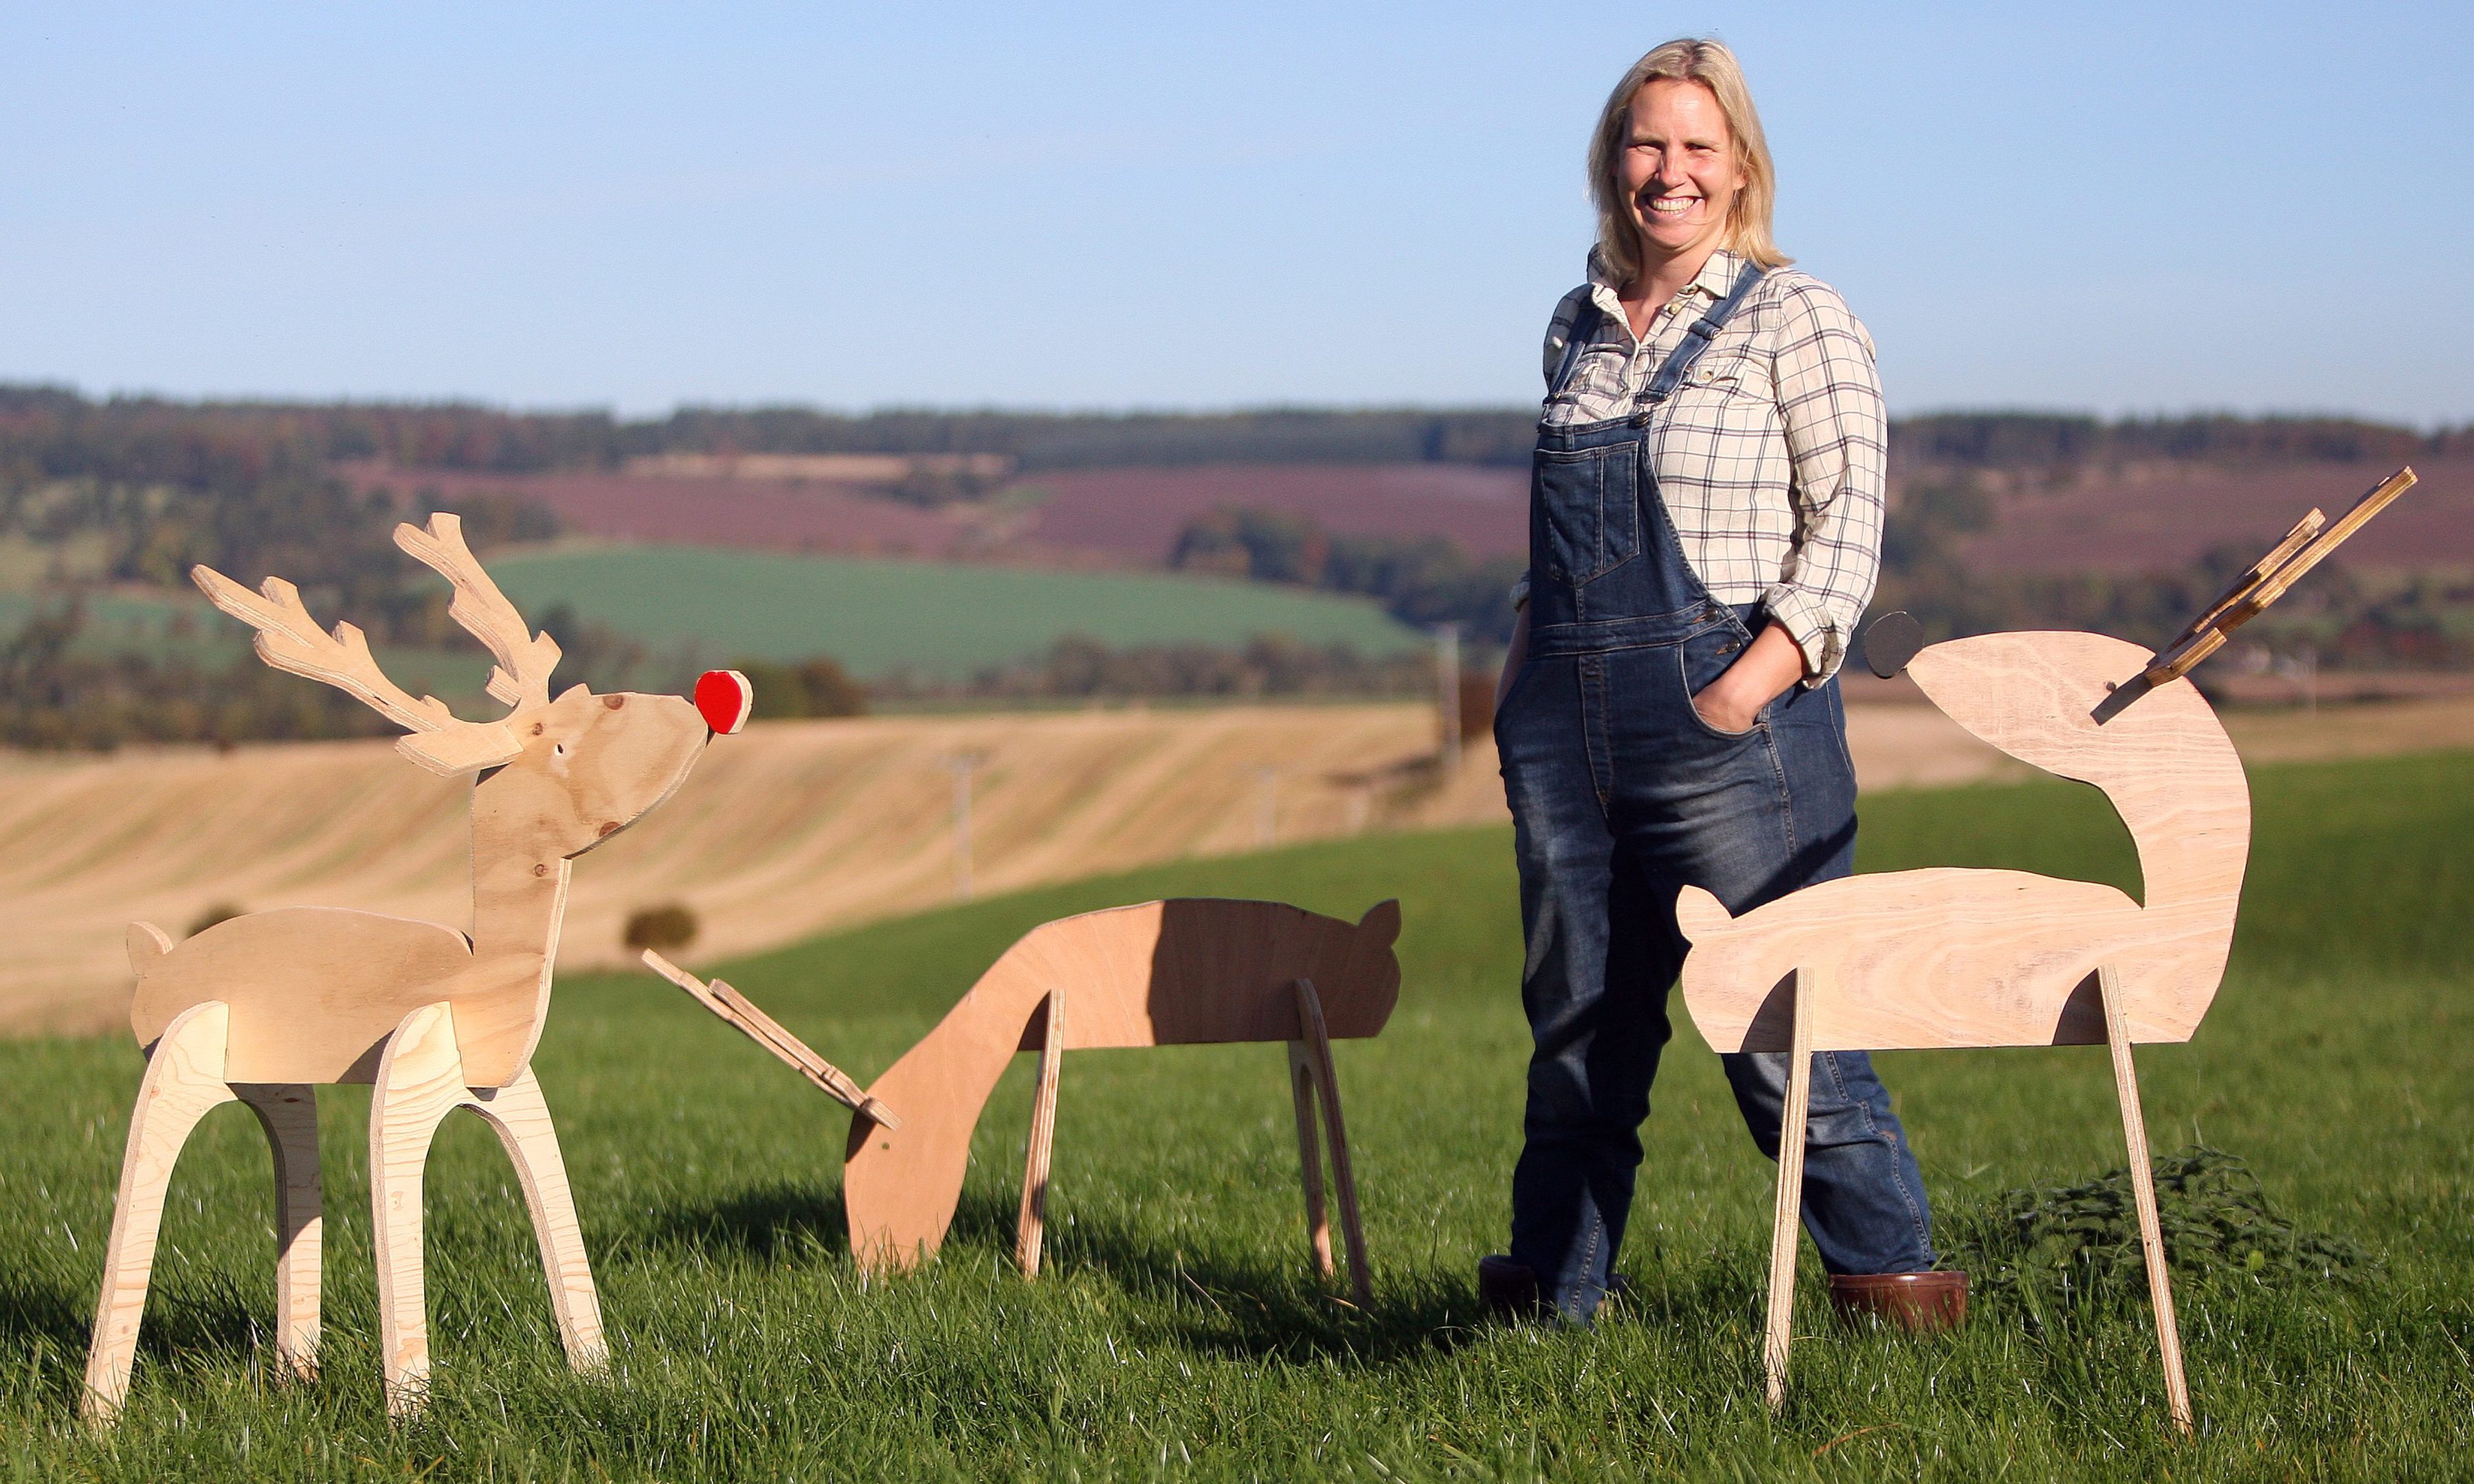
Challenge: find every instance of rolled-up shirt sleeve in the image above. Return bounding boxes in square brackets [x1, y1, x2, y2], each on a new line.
[1763, 282, 1886, 684]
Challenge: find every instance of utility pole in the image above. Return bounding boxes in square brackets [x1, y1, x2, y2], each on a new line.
[941, 752, 985, 901]
[1433, 621, 1463, 772]
[2276, 645, 2319, 714]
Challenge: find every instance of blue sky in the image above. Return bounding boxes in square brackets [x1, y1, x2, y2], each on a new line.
[5, 3, 2469, 422]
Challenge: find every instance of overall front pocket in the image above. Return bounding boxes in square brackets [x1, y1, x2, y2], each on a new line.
[1675, 628, 1766, 739]
[1533, 442, 1642, 585]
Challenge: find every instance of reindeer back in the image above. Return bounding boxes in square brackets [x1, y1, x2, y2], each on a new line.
[1003, 898, 1402, 1050]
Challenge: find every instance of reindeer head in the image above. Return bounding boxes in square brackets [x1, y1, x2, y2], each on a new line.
[194, 514, 752, 859]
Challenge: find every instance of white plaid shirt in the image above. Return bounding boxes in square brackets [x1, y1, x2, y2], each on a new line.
[1537, 248, 1886, 683]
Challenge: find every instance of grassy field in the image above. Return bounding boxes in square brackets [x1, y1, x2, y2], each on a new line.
[0, 752, 2466, 1479]
[0, 544, 1426, 696]
[484, 545, 1427, 677]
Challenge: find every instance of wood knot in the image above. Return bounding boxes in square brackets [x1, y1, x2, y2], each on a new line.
[603, 694, 626, 710]
[532, 863, 550, 877]
[531, 721, 545, 735]
[598, 820, 620, 837]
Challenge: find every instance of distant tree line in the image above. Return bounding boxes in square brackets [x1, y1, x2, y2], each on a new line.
[1865, 473, 2474, 671]
[5, 384, 2469, 753]
[12, 384, 2464, 477]
[0, 594, 676, 752]
[1168, 507, 1526, 644]
[0, 598, 397, 750]
[1166, 491, 2474, 675]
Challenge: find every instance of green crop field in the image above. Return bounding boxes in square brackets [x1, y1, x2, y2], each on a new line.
[0, 752, 2467, 1479]
[484, 545, 1428, 678]
[0, 546, 1426, 695]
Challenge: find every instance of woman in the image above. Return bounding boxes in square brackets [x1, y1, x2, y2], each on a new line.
[1483, 38, 1961, 1325]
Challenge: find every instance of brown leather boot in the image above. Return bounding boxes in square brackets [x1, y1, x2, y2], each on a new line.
[1476, 1255, 1539, 1320]
[1826, 1270, 1968, 1333]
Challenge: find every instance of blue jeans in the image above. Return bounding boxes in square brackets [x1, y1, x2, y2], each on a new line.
[1496, 612, 1936, 1321]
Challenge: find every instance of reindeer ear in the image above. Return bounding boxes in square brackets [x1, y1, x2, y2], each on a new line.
[396, 722, 525, 778]
[1357, 899, 1401, 947]
[555, 684, 590, 704]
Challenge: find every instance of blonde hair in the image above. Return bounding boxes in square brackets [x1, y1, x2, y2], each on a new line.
[1587, 37, 1788, 285]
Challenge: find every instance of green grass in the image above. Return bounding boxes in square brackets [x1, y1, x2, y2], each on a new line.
[486, 545, 1427, 677]
[1, 752, 2469, 1479]
[0, 588, 545, 717]
[1, 546, 1425, 691]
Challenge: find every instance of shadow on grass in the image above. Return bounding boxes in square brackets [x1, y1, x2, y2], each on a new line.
[0, 1270, 295, 1413]
[0, 1276, 89, 1349]
[988, 1202, 1488, 1367]
[639, 1180, 851, 1264]
[636, 1175, 1781, 1371]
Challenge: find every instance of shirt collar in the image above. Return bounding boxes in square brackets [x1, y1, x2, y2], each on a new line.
[1585, 245, 1741, 296]
[1584, 245, 1744, 335]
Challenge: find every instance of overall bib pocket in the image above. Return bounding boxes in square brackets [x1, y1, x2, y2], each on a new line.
[1534, 442, 1643, 586]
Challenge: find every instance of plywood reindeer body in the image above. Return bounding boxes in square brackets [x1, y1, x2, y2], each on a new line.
[1678, 630, 2249, 1052]
[1680, 629, 2247, 1432]
[842, 898, 1402, 1298]
[84, 514, 750, 1421]
[1675, 469, 2414, 1432]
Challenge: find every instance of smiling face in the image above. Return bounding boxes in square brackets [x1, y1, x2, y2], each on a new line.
[1615, 78, 1747, 270]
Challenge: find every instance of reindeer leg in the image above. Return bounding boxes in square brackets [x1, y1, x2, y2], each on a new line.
[1287, 1039, 1333, 1279]
[2100, 966, 2195, 1437]
[234, 1083, 322, 1380]
[1292, 978, 1370, 1306]
[368, 1002, 470, 1419]
[467, 1066, 607, 1371]
[83, 1003, 237, 1424]
[1764, 968, 1818, 1412]
[1015, 991, 1064, 1281]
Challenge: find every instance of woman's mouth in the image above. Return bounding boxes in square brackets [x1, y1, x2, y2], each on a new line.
[1647, 194, 1700, 217]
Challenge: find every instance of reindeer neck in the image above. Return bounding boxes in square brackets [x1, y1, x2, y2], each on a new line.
[469, 809, 573, 962]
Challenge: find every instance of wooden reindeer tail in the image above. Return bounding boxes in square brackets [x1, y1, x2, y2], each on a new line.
[125, 922, 173, 977]
[1675, 886, 1736, 947]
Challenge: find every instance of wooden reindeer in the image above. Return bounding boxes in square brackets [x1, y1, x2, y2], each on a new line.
[83, 513, 754, 1421]
[1677, 467, 2414, 1431]
[653, 899, 1402, 1301]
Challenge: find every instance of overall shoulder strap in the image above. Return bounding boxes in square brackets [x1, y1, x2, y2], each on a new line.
[1545, 297, 1605, 401]
[1638, 262, 1767, 409]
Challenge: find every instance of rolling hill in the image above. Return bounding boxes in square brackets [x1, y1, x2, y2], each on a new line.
[10, 689, 2472, 1035]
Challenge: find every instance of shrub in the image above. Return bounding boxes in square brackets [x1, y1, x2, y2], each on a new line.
[622, 903, 699, 953]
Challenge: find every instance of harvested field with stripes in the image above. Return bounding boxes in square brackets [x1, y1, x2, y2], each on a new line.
[7, 695, 2468, 1036]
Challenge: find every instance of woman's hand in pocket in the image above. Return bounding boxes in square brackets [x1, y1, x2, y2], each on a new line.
[1690, 622, 1807, 732]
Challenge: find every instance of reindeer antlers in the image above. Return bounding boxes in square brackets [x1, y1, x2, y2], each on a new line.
[190, 510, 563, 777]
[2095, 466, 2417, 722]
[395, 513, 563, 712]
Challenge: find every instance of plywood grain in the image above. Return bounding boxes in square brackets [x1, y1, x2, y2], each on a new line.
[1680, 632, 2249, 1051]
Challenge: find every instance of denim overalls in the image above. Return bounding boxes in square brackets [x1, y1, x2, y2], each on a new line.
[1495, 266, 1935, 1320]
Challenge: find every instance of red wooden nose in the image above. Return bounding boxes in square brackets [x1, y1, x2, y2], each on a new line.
[694, 669, 754, 734]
